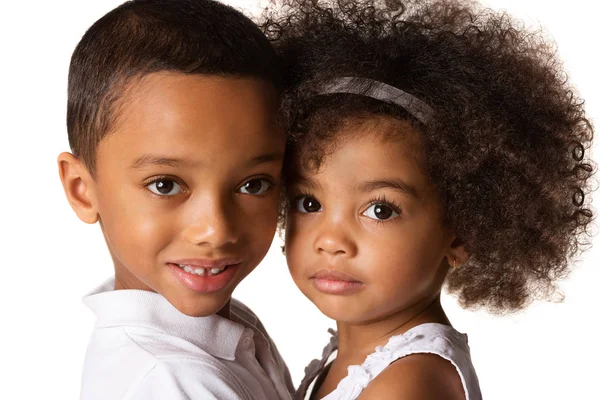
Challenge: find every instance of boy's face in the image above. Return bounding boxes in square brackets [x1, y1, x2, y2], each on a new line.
[63, 72, 284, 317]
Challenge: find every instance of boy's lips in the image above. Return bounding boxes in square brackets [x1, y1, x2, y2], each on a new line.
[167, 258, 243, 293]
[310, 269, 364, 295]
[170, 258, 242, 270]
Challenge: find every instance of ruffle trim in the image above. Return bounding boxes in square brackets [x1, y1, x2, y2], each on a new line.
[297, 324, 469, 400]
[334, 331, 418, 399]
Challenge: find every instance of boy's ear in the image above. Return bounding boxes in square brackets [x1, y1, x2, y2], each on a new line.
[57, 152, 99, 224]
[446, 236, 469, 269]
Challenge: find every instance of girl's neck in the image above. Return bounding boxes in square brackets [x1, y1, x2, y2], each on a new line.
[336, 294, 450, 357]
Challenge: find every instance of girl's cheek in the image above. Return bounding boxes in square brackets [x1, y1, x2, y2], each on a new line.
[285, 232, 307, 270]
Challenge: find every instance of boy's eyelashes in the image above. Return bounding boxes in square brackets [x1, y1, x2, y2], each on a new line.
[143, 175, 277, 199]
[145, 175, 186, 198]
[237, 177, 276, 196]
[288, 191, 402, 222]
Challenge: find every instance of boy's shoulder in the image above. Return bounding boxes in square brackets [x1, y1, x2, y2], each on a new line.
[81, 283, 293, 399]
[82, 324, 248, 399]
[230, 298, 295, 392]
[230, 298, 263, 331]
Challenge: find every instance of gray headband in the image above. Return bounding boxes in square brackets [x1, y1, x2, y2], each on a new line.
[318, 77, 434, 124]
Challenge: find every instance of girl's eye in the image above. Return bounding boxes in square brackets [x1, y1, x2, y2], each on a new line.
[147, 179, 182, 196]
[295, 196, 322, 213]
[363, 203, 399, 221]
[238, 178, 272, 195]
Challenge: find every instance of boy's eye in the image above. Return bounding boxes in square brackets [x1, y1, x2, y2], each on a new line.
[363, 203, 399, 221]
[147, 179, 182, 196]
[238, 178, 272, 195]
[295, 196, 322, 213]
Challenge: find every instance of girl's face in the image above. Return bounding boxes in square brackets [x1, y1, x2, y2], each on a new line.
[285, 119, 457, 324]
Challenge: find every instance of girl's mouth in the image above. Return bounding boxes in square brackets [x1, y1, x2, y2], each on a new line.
[310, 269, 364, 295]
[311, 269, 361, 282]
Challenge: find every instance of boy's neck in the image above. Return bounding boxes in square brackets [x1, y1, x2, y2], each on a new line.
[335, 294, 449, 357]
[216, 299, 232, 319]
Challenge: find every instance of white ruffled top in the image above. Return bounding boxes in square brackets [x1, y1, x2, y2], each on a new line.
[296, 323, 482, 400]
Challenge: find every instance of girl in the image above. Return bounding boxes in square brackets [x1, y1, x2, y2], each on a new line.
[262, 0, 594, 399]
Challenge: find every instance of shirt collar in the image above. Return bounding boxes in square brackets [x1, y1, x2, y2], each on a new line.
[83, 279, 245, 361]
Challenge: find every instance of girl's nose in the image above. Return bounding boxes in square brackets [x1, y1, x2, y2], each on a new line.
[313, 220, 357, 258]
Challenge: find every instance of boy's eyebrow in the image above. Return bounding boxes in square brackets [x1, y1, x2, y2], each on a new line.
[246, 152, 284, 167]
[131, 152, 284, 170]
[131, 155, 187, 170]
[358, 179, 419, 198]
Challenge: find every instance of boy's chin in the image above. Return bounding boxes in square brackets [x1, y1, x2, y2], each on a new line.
[167, 292, 233, 318]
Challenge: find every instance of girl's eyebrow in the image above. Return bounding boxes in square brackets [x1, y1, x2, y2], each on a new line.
[288, 175, 323, 191]
[358, 179, 419, 198]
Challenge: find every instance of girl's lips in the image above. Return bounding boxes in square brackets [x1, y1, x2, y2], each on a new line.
[310, 269, 364, 295]
[311, 269, 361, 282]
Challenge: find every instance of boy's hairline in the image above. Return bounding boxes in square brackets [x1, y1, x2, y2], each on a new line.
[77, 70, 280, 176]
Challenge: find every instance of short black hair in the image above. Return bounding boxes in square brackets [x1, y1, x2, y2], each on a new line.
[262, 0, 595, 312]
[67, 0, 281, 172]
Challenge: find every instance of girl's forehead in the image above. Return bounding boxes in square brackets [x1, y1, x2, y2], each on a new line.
[326, 133, 423, 174]
[287, 123, 445, 216]
[290, 115, 426, 175]
[289, 127, 430, 196]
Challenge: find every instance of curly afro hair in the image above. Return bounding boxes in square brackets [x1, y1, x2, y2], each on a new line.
[261, 0, 595, 312]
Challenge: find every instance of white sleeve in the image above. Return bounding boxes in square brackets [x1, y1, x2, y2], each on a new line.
[126, 360, 248, 400]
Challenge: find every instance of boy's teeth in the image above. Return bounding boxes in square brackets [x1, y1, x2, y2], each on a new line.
[178, 264, 226, 276]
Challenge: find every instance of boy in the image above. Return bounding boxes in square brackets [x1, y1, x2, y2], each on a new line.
[57, 0, 293, 398]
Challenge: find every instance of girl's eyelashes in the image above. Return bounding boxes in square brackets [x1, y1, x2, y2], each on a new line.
[288, 190, 401, 221]
[145, 176, 185, 197]
[362, 196, 401, 222]
[238, 177, 275, 196]
[291, 192, 322, 213]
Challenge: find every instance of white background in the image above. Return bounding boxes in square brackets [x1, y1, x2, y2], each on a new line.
[0, 1, 598, 399]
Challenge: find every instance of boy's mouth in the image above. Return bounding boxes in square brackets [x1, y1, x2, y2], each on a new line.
[167, 258, 243, 293]
[176, 264, 228, 276]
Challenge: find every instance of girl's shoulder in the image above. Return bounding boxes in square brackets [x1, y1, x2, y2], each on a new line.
[340, 323, 480, 399]
[298, 323, 482, 400]
[359, 351, 466, 400]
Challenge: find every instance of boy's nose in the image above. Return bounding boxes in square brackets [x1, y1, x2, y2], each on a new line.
[181, 201, 240, 248]
[313, 220, 357, 258]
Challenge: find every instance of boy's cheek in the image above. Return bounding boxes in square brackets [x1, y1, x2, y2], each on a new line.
[99, 200, 170, 257]
[243, 194, 281, 228]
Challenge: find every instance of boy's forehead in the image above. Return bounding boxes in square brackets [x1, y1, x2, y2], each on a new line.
[119, 71, 278, 119]
[112, 72, 279, 135]
[96, 72, 283, 168]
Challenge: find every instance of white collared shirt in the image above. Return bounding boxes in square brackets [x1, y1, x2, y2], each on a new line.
[81, 280, 294, 400]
